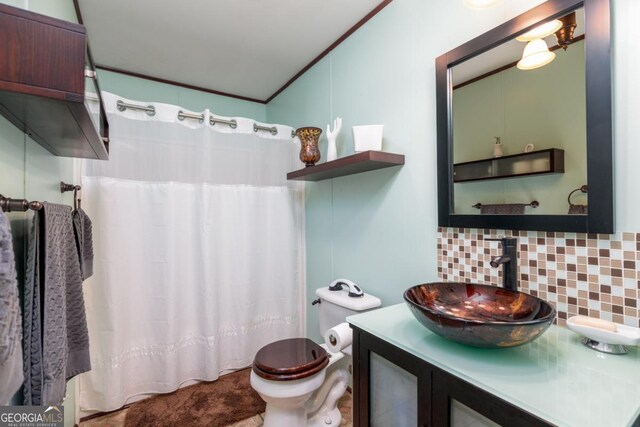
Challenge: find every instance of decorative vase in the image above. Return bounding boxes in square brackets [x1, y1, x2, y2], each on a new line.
[296, 127, 322, 167]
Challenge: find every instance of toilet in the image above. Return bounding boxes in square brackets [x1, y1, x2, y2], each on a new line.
[250, 282, 381, 427]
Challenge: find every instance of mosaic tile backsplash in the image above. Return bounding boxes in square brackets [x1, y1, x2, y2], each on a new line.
[437, 227, 640, 327]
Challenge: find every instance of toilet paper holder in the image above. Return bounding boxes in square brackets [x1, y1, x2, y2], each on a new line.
[325, 322, 353, 354]
[328, 334, 338, 346]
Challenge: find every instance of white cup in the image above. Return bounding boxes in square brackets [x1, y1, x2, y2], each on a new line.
[352, 125, 384, 152]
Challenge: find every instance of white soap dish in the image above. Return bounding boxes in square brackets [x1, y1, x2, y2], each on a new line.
[567, 315, 640, 354]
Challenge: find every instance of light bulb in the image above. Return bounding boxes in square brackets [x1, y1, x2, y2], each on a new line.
[516, 20, 563, 42]
[517, 38, 556, 70]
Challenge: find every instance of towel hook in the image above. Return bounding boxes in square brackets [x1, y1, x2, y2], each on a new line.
[567, 185, 588, 206]
[61, 181, 82, 210]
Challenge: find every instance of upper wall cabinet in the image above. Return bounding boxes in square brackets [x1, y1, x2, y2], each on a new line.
[436, 0, 613, 233]
[0, 3, 109, 160]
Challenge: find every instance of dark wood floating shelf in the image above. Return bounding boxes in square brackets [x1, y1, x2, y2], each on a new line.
[287, 150, 405, 182]
[453, 148, 564, 183]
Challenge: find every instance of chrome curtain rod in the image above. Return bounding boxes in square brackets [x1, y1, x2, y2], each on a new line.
[253, 123, 277, 135]
[117, 100, 156, 116]
[0, 194, 43, 212]
[472, 201, 539, 209]
[209, 116, 238, 129]
[178, 111, 277, 135]
[178, 110, 204, 123]
[118, 100, 294, 137]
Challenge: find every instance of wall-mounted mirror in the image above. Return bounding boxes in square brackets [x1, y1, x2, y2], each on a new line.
[436, 0, 612, 233]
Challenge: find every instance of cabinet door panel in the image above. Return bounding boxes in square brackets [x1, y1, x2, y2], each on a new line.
[353, 328, 431, 427]
[451, 399, 500, 427]
[433, 370, 549, 427]
[370, 352, 418, 427]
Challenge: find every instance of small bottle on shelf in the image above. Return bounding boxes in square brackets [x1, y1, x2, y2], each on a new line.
[493, 137, 503, 158]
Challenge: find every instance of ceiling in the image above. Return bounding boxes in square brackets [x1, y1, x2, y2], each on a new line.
[77, 0, 386, 103]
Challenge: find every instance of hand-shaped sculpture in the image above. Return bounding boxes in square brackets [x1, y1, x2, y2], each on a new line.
[326, 117, 342, 162]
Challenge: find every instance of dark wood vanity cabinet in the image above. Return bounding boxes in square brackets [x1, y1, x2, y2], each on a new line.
[0, 3, 109, 159]
[352, 327, 551, 427]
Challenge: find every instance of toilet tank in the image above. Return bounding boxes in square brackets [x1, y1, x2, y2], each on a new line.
[315, 286, 382, 337]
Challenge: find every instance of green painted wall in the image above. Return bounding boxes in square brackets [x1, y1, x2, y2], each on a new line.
[97, 70, 267, 121]
[266, 0, 640, 341]
[267, 0, 460, 341]
[452, 39, 586, 215]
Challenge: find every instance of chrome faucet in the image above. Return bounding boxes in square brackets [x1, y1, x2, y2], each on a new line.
[487, 237, 518, 291]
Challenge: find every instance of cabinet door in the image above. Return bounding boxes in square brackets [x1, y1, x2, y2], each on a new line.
[369, 352, 418, 427]
[353, 328, 431, 427]
[449, 399, 500, 427]
[85, 46, 109, 144]
[84, 71, 103, 134]
[432, 370, 550, 427]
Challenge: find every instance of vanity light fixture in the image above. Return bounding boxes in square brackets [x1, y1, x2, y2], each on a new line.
[463, 0, 503, 10]
[517, 38, 556, 70]
[555, 12, 577, 50]
[516, 20, 563, 41]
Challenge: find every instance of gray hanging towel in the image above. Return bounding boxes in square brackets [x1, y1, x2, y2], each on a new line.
[72, 208, 94, 280]
[23, 202, 90, 406]
[568, 204, 588, 214]
[23, 208, 45, 405]
[0, 207, 23, 404]
[65, 214, 92, 381]
[480, 204, 526, 215]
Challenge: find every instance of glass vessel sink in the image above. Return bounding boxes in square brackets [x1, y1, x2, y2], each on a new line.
[404, 282, 556, 348]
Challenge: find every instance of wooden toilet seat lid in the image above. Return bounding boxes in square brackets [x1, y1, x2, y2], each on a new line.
[253, 338, 329, 381]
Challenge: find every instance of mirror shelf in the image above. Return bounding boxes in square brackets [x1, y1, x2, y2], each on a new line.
[453, 148, 564, 183]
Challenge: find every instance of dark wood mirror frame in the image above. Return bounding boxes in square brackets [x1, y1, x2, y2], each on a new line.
[436, 0, 613, 233]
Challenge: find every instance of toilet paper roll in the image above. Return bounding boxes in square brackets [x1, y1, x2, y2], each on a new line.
[324, 322, 353, 353]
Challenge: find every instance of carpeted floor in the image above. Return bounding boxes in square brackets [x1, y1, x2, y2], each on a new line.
[81, 368, 353, 427]
[123, 368, 265, 427]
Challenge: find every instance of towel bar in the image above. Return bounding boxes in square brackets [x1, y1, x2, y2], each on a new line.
[473, 201, 539, 209]
[0, 194, 43, 212]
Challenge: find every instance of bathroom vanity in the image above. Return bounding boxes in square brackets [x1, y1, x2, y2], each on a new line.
[348, 304, 640, 427]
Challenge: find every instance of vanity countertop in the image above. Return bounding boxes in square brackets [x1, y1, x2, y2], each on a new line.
[348, 303, 640, 427]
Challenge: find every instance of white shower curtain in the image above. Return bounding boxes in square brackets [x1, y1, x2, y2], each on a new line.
[78, 93, 305, 411]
